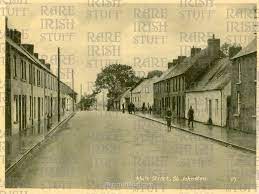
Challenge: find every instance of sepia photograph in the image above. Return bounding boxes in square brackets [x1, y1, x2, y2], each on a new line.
[2, 0, 257, 191]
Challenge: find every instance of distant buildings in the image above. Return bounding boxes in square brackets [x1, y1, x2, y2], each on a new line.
[96, 89, 108, 111]
[114, 88, 131, 110]
[229, 38, 257, 132]
[131, 76, 159, 110]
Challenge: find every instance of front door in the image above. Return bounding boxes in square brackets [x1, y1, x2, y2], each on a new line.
[18, 95, 21, 133]
[38, 97, 41, 121]
[209, 100, 212, 119]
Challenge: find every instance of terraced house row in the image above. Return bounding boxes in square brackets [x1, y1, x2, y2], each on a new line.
[5, 23, 77, 136]
[153, 35, 256, 132]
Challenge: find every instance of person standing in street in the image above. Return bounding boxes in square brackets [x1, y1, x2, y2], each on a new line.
[165, 108, 172, 132]
[188, 106, 194, 129]
[122, 103, 125, 113]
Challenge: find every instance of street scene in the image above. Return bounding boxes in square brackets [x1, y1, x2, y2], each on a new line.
[3, 1, 257, 190]
[6, 111, 256, 189]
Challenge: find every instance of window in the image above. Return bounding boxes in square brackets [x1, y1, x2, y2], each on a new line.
[182, 77, 185, 90]
[238, 61, 241, 83]
[178, 77, 181, 91]
[175, 78, 178, 91]
[20, 60, 26, 81]
[13, 55, 17, 78]
[44, 72, 46, 88]
[34, 97, 36, 118]
[29, 63, 32, 84]
[33, 66, 36, 85]
[42, 97, 44, 116]
[166, 81, 170, 92]
[237, 92, 240, 114]
[14, 95, 18, 123]
[29, 96, 32, 118]
[24, 61, 26, 81]
[37, 70, 41, 86]
[21, 60, 23, 79]
[172, 96, 175, 110]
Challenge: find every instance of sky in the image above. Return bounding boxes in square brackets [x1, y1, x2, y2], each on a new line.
[7, 1, 256, 98]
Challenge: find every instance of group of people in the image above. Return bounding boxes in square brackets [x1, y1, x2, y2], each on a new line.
[122, 102, 136, 114]
[165, 106, 194, 132]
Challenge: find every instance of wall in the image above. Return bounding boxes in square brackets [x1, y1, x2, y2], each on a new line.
[185, 89, 230, 127]
[230, 52, 256, 132]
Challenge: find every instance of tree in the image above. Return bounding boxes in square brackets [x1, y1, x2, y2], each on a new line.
[221, 42, 242, 57]
[147, 70, 163, 78]
[79, 94, 96, 110]
[95, 64, 140, 100]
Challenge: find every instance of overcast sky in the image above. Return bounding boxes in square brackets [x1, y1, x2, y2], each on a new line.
[8, 2, 256, 97]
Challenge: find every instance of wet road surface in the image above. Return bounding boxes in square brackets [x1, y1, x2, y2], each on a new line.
[6, 111, 256, 189]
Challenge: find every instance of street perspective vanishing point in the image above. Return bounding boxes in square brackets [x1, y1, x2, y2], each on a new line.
[2, 0, 257, 191]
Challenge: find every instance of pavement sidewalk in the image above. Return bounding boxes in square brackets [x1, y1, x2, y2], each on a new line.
[6, 111, 75, 174]
[135, 112, 256, 153]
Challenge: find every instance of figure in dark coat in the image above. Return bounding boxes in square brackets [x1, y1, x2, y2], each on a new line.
[122, 103, 125, 113]
[165, 108, 172, 132]
[188, 106, 194, 128]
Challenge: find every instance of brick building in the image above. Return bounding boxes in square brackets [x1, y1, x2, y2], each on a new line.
[5, 25, 77, 136]
[154, 35, 221, 118]
[229, 38, 257, 132]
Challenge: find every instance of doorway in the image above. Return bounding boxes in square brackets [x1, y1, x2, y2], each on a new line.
[208, 99, 212, 124]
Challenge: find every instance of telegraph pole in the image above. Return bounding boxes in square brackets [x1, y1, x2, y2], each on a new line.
[72, 69, 74, 112]
[57, 47, 60, 122]
[80, 84, 82, 110]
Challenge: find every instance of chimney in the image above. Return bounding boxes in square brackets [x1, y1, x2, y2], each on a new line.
[168, 62, 174, 69]
[34, 53, 39, 58]
[39, 59, 45, 65]
[13, 29, 21, 45]
[22, 44, 34, 54]
[9, 29, 14, 40]
[207, 34, 220, 58]
[45, 63, 51, 70]
[229, 46, 242, 58]
[177, 56, 186, 63]
[191, 46, 201, 57]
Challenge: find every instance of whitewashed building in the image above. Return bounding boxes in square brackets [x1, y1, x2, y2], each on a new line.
[131, 76, 159, 110]
[185, 57, 231, 127]
[96, 89, 108, 111]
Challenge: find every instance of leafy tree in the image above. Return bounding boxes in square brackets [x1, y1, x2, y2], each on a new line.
[95, 64, 140, 100]
[147, 70, 163, 78]
[221, 42, 242, 56]
[79, 94, 96, 110]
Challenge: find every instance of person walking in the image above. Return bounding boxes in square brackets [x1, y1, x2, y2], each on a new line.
[128, 103, 131, 114]
[132, 103, 135, 114]
[188, 106, 194, 128]
[165, 108, 172, 132]
[149, 106, 152, 114]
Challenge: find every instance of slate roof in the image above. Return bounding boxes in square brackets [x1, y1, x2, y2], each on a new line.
[186, 57, 231, 92]
[154, 64, 177, 84]
[6, 37, 77, 95]
[155, 48, 213, 83]
[132, 76, 159, 93]
[115, 88, 131, 101]
[232, 38, 257, 59]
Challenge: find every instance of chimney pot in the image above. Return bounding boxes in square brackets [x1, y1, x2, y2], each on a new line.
[39, 59, 45, 65]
